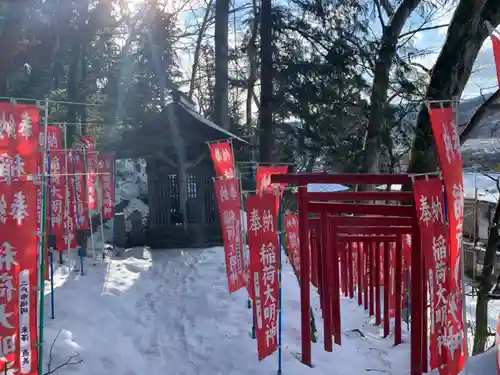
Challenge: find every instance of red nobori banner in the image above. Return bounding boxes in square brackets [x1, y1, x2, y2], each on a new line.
[402, 234, 412, 272]
[43, 125, 62, 223]
[0, 103, 40, 179]
[214, 179, 245, 293]
[0, 103, 40, 374]
[389, 242, 396, 319]
[352, 242, 358, 289]
[209, 141, 235, 179]
[379, 242, 385, 285]
[63, 150, 77, 249]
[81, 137, 98, 212]
[284, 213, 300, 276]
[98, 153, 115, 219]
[413, 177, 450, 372]
[255, 165, 288, 194]
[401, 234, 411, 310]
[53, 150, 76, 251]
[246, 193, 279, 361]
[0, 182, 39, 374]
[69, 151, 88, 230]
[49, 150, 66, 249]
[429, 106, 466, 374]
[492, 34, 500, 87]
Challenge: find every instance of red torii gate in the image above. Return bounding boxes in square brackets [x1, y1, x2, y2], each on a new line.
[271, 173, 425, 375]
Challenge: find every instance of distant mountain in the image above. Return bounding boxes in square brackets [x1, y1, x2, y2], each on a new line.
[400, 93, 500, 171]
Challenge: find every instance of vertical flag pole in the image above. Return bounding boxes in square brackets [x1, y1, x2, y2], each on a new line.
[70, 151, 84, 276]
[277, 188, 283, 375]
[47, 150, 55, 319]
[63, 123, 71, 262]
[97, 151, 106, 260]
[111, 153, 116, 252]
[249, 160, 257, 339]
[83, 149, 96, 264]
[454, 97, 469, 359]
[405, 270, 410, 331]
[38, 97, 49, 375]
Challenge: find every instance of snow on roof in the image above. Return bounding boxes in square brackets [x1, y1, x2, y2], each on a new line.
[377, 172, 500, 204]
[307, 183, 349, 193]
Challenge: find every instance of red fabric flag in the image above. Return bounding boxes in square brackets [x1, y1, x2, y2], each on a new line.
[49, 150, 66, 250]
[214, 178, 245, 293]
[0, 183, 39, 374]
[413, 177, 450, 372]
[402, 234, 412, 272]
[46, 127, 63, 238]
[309, 222, 318, 288]
[70, 151, 89, 230]
[492, 35, 500, 87]
[81, 137, 98, 212]
[246, 193, 279, 361]
[209, 141, 235, 179]
[389, 242, 396, 319]
[98, 153, 115, 219]
[255, 165, 288, 194]
[429, 106, 466, 374]
[64, 150, 77, 249]
[379, 242, 385, 286]
[284, 213, 300, 277]
[39, 125, 62, 279]
[352, 242, 358, 289]
[0, 102, 40, 175]
[401, 234, 411, 310]
[256, 165, 288, 212]
[0, 102, 40, 374]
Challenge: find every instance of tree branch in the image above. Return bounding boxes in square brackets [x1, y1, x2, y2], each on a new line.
[380, 0, 394, 16]
[45, 329, 83, 375]
[373, 0, 386, 28]
[460, 89, 500, 144]
[399, 23, 449, 39]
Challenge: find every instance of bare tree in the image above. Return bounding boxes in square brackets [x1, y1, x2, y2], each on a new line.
[259, 0, 274, 162]
[214, 0, 230, 129]
[358, 0, 423, 177]
[188, 0, 215, 100]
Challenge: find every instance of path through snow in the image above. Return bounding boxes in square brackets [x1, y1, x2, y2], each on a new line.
[41, 247, 489, 375]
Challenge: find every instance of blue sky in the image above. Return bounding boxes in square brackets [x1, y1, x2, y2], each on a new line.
[178, 1, 499, 100]
[406, 7, 499, 99]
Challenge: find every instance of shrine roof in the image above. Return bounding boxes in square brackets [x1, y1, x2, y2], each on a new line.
[105, 101, 248, 160]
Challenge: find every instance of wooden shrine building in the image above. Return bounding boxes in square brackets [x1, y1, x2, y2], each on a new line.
[107, 94, 247, 248]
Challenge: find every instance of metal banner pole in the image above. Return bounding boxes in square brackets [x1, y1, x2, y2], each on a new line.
[83, 149, 96, 265]
[97, 152, 106, 260]
[38, 97, 49, 375]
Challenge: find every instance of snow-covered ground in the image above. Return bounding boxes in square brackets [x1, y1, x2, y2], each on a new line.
[41, 247, 498, 375]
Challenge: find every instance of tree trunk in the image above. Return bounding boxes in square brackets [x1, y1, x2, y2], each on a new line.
[259, 0, 273, 162]
[245, 0, 258, 144]
[404, 0, 500, 355]
[67, 40, 81, 143]
[459, 89, 500, 143]
[473, 197, 500, 353]
[407, 0, 500, 174]
[188, 0, 214, 100]
[0, 3, 27, 95]
[359, 0, 422, 175]
[214, 0, 230, 130]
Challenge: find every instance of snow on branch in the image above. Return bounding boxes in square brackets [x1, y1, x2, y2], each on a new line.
[44, 330, 83, 375]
